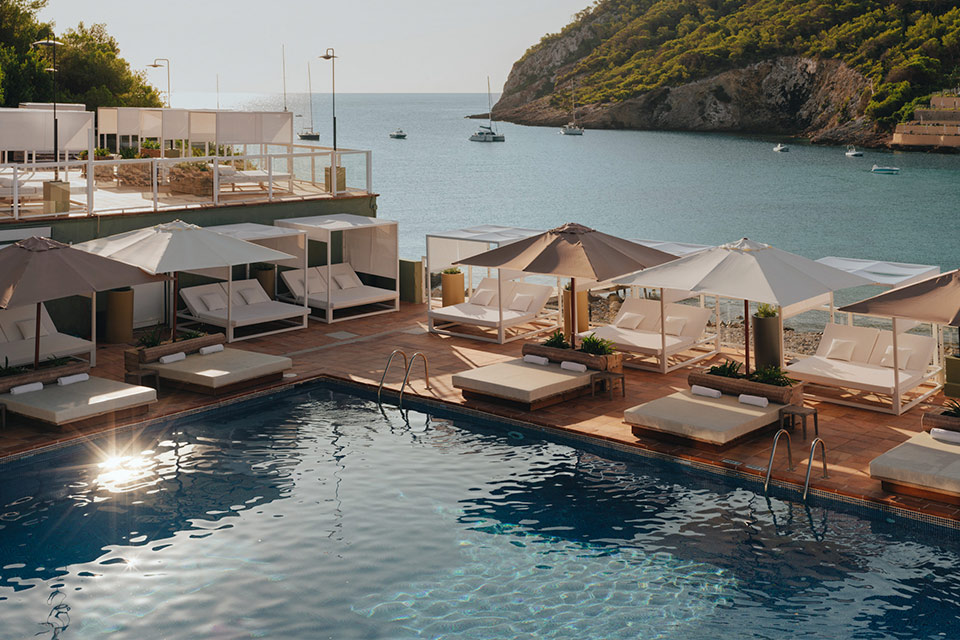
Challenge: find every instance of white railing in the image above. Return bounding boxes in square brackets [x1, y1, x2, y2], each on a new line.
[0, 145, 373, 220]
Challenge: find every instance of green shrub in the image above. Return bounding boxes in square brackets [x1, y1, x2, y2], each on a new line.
[708, 360, 744, 379]
[442, 267, 461, 275]
[578, 333, 615, 355]
[137, 325, 166, 348]
[943, 399, 960, 418]
[755, 303, 778, 318]
[141, 139, 161, 149]
[747, 365, 797, 387]
[543, 329, 570, 349]
[177, 330, 205, 341]
[118, 146, 140, 160]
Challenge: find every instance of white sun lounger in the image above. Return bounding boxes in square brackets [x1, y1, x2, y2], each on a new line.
[212, 165, 293, 192]
[786, 323, 940, 414]
[280, 263, 399, 322]
[428, 277, 558, 344]
[869, 431, 960, 504]
[179, 279, 308, 342]
[0, 304, 94, 367]
[142, 347, 292, 395]
[581, 298, 717, 373]
[452, 357, 594, 410]
[1, 376, 156, 427]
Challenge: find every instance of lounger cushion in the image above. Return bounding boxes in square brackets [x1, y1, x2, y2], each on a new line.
[452, 359, 593, 404]
[580, 324, 696, 357]
[786, 356, 926, 396]
[870, 432, 960, 497]
[663, 316, 686, 336]
[238, 287, 270, 305]
[143, 348, 291, 389]
[0, 333, 93, 368]
[471, 290, 494, 306]
[430, 303, 537, 329]
[1, 377, 156, 425]
[869, 331, 936, 372]
[624, 390, 783, 446]
[334, 274, 359, 290]
[509, 293, 533, 312]
[616, 312, 644, 330]
[193, 301, 308, 328]
[815, 324, 878, 364]
[201, 292, 227, 312]
[825, 338, 856, 362]
[879, 346, 913, 369]
[15, 319, 48, 340]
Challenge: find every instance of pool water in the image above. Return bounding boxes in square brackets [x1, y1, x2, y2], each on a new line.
[1, 385, 958, 639]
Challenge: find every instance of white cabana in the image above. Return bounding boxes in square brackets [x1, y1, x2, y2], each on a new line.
[275, 214, 400, 323]
[425, 225, 561, 343]
[205, 222, 309, 295]
[0, 108, 94, 153]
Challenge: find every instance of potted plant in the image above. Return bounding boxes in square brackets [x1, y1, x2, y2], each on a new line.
[251, 262, 277, 298]
[169, 161, 213, 196]
[80, 147, 116, 181]
[922, 399, 960, 432]
[441, 267, 465, 307]
[689, 360, 805, 405]
[752, 303, 781, 369]
[562, 281, 589, 339]
[139, 138, 162, 158]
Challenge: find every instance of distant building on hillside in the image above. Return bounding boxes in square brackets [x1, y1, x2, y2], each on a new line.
[891, 93, 960, 149]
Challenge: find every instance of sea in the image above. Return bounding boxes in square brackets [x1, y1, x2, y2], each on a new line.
[179, 91, 960, 281]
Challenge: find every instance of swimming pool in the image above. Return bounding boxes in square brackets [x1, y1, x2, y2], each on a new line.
[1, 384, 958, 639]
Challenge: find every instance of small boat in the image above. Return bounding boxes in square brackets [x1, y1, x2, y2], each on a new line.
[560, 122, 583, 136]
[871, 164, 900, 174]
[773, 143, 789, 152]
[298, 61, 320, 141]
[845, 145, 863, 157]
[470, 76, 505, 143]
[389, 128, 407, 139]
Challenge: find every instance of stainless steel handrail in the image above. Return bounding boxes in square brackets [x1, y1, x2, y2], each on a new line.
[803, 438, 829, 502]
[764, 429, 794, 493]
[399, 351, 431, 408]
[377, 349, 408, 404]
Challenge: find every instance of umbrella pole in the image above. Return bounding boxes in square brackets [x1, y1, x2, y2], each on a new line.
[34, 302, 41, 370]
[743, 299, 750, 375]
[171, 272, 179, 340]
[570, 277, 577, 349]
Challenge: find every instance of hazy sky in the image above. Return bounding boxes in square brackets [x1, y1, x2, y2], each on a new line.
[40, 0, 588, 99]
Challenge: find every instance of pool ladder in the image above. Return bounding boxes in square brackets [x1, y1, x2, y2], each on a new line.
[763, 429, 830, 502]
[377, 349, 431, 408]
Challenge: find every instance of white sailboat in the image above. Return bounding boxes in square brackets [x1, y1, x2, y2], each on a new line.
[845, 145, 863, 157]
[298, 61, 320, 141]
[470, 77, 505, 142]
[560, 89, 584, 135]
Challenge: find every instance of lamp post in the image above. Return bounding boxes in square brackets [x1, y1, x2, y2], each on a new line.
[318, 48, 337, 150]
[147, 58, 171, 107]
[32, 37, 64, 179]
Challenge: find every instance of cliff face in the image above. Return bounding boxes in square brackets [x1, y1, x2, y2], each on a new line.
[493, 55, 885, 146]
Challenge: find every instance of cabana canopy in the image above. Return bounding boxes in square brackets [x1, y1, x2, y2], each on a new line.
[205, 223, 306, 271]
[427, 225, 543, 271]
[815, 257, 940, 288]
[632, 239, 711, 257]
[276, 214, 398, 280]
[839, 269, 960, 327]
[96, 107, 294, 147]
[0, 108, 94, 151]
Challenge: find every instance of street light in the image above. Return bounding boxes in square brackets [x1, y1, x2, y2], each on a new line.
[318, 48, 337, 150]
[147, 58, 171, 107]
[32, 37, 64, 179]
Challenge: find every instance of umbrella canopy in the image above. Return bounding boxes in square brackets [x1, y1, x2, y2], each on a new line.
[73, 220, 293, 274]
[839, 269, 960, 327]
[0, 237, 167, 368]
[455, 222, 675, 282]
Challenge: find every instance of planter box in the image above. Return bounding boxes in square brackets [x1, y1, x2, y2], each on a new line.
[169, 165, 214, 196]
[946, 355, 960, 384]
[688, 370, 805, 405]
[522, 343, 623, 373]
[752, 315, 781, 369]
[127, 333, 225, 369]
[922, 410, 960, 433]
[139, 148, 161, 158]
[441, 272, 465, 307]
[0, 361, 90, 394]
[118, 162, 155, 187]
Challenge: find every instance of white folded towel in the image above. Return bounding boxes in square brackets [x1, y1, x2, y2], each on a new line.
[159, 351, 186, 364]
[560, 360, 587, 373]
[199, 344, 224, 355]
[10, 382, 43, 395]
[57, 373, 89, 386]
[691, 385, 721, 399]
[523, 354, 549, 366]
[930, 428, 960, 445]
[739, 394, 769, 408]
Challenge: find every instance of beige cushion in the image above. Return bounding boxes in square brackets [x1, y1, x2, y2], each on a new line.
[870, 431, 960, 497]
[471, 289, 494, 306]
[786, 355, 925, 396]
[616, 312, 644, 330]
[429, 303, 536, 329]
[663, 316, 686, 336]
[624, 390, 783, 445]
[879, 346, 912, 369]
[509, 293, 533, 312]
[1, 377, 155, 425]
[816, 324, 878, 364]
[825, 338, 856, 361]
[143, 348, 292, 389]
[16, 319, 48, 340]
[452, 358, 593, 404]
[0, 332, 93, 368]
[579, 324, 695, 357]
[201, 292, 227, 312]
[239, 287, 270, 305]
[869, 330, 937, 372]
[334, 274, 359, 290]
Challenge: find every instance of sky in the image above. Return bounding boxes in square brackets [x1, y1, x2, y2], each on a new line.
[40, 0, 589, 97]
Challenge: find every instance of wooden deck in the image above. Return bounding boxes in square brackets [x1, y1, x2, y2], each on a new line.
[1, 301, 957, 523]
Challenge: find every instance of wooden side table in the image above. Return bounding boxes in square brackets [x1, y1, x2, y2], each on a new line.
[591, 371, 625, 400]
[780, 404, 818, 439]
[126, 369, 160, 392]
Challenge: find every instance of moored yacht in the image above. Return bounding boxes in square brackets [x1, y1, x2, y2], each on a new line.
[871, 164, 900, 174]
[560, 122, 584, 135]
[773, 143, 789, 152]
[470, 76, 505, 142]
[389, 128, 407, 139]
[845, 145, 863, 157]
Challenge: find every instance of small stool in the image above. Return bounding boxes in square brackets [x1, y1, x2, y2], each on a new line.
[780, 404, 818, 439]
[591, 371, 625, 400]
[126, 369, 160, 392]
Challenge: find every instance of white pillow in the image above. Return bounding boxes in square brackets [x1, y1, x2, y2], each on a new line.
[306, 273, 326, 293]
[509, 293, 534, 312]
[615, 312, 644, 330]
[200, 292, 227, 311]
[334, 274, 359, 290]
[825, 338, 856, 361]
[16, 319, 49, 340]
[471, 290, 494, 306]
[663, 316, 686, 336]
[239, 287, 270, 305]
[880, 345, 913, 369]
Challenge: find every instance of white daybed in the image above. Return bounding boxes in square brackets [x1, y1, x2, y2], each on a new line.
[0, 304, 93, 367]
[179, 279, 308, 342]
[142, 348, 292, 396]
[428, 277, 557, 343]
[869, 431, 960, 505]
[786, 323, 941, 414]
[580, 298, 717, 373]
[280, 263, 399, 315]
[213, 164, 293, 193]
[1, 377, 156, 427]
[452, 358, 595, 410]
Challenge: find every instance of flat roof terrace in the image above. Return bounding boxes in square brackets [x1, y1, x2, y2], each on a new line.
[0, 302, 956, 525]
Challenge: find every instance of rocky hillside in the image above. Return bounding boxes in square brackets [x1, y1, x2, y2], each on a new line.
[491, 0, 960, 145]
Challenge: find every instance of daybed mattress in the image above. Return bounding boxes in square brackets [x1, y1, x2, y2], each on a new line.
[143, 348, 291, 389]
[786, 356, 926, 396]
[430, 303, 536, 329]
[0, 334, 93, 367]
[306, 285, 397, 310]
[2, 377, 156, 425]
[624, 390, 783, 446]
[452, 359, 593, 404]
[580, 325, 696, 356]
[869, 431, 960, 497]
[192, 301, 308, 328]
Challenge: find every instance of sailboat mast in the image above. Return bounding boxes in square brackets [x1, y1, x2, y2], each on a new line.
[282, 45, 288, 111]
[307, 61, 315, 131]
[487, 76, 493, 128]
